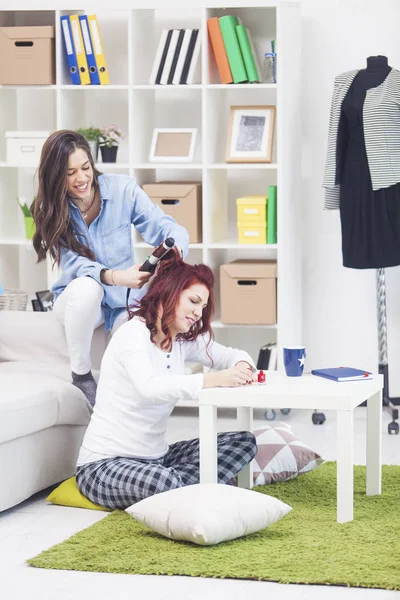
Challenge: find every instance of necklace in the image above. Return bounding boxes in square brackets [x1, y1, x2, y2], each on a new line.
[78, 189, 96, 219]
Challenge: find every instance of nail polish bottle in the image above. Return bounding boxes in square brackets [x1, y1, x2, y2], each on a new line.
[258, 370, 266, 384]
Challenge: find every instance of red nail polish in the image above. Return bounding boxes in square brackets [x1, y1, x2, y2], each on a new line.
[258, 370, 266, 384]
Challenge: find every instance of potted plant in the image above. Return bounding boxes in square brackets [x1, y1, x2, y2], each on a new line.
[17, 198, 35, 240]
[98, 124, 125, 163]
[76, 127, 102, 162]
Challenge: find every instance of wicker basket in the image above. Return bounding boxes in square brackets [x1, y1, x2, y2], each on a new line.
[0, 289, 28, 311]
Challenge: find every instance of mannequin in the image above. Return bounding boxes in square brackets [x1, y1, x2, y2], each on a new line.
[325, 56, 400, 433]
[339, 55, 400, 270]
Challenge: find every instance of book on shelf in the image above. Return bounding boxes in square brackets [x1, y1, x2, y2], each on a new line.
[87, 15, 109, 85]
[79, 15, 100, 85]
[149, 28, 201, 85]
[218, 15, 248, 84]
[235, 25, 260, 83]
[60, 15, 80, 85]
[149, 29, 169, 85]
[172, 29, 192, 84]
[185, 29, 201, 85]
[167, 29, 185, 84]
[311, 367, 372, 382]
[69, 15, 90, 85]
[267, 185, 277, 244]
[207, 17, 233, 84]
[160, 29, 180, 85]
[179, 29, 200, 84]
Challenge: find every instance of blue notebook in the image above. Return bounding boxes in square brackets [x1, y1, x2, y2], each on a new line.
[311, 367, 372, 382]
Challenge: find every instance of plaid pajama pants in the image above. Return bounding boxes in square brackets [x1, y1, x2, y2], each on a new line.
[76, 431, 257, 510]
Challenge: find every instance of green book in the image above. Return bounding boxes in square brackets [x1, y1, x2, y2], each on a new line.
[235, 25, 259, 83]
[267, 185, 277, 244]
[218, 16, 248, 84]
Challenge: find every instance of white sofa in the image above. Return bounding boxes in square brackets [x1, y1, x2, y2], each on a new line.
[0, 310, 108, 512]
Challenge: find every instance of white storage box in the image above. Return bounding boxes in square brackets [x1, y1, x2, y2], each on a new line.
[6, 131, 50, 166]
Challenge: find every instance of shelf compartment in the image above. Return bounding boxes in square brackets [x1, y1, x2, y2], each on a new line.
[204, 167, 277, 246]
[204, 86, 277, 165]
[60, 88, 129, 164]
[132, 8, 202, 85]
[205, 7, 276, 85]
[0, 88, 56, 163]
[131, 87, 202, 164]
[59, 10, 130, 86]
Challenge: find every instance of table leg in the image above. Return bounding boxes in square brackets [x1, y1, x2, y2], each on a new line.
[199, 405, 218, 484]
[336, 409, 354, 523]
[236, 406, 253, 489]
[366, 390, 382, 496]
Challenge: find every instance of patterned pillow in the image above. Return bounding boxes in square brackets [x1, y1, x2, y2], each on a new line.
[252, 423, 324, 485]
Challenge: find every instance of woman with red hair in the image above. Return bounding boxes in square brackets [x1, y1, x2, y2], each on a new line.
[76, 251, 257, 510]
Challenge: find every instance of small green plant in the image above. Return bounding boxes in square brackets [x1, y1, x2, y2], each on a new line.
[17, 198, 32, 218]
[76, 127, 102, 142]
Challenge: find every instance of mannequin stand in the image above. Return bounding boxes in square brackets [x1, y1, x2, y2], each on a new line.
[376, 268, 399, 434]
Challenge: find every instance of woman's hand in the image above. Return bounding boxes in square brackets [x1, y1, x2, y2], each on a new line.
[113, 265, 152, 289]
[235, 361, 258, 383]
[203, 363, 254, 388]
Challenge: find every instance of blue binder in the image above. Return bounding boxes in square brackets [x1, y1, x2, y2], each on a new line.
[60, 16, 80, 85]
[79, 15, 100, 85]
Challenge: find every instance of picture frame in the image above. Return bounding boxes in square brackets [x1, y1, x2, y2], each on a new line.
[226, 105, 276, 163]
[149, 128, 197, 163]
[36, 290, 54, 312]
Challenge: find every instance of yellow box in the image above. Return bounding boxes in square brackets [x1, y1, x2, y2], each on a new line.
[238, 221, 267, 244]
[236, 195, 267, 223]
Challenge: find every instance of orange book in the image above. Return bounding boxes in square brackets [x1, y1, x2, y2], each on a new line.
[207, 17, 233, 84]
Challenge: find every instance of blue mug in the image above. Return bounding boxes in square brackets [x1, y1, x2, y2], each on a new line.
[283, 346, 306, 377]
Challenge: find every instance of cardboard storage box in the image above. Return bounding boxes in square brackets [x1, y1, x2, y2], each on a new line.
[0, 26, 55, 85]
[238, 221, 267, 244]
[6, 131, 50, 166]
[142, 182, 202, 243]
[220, 259, 277, 325]
[236, 195, 267, 222]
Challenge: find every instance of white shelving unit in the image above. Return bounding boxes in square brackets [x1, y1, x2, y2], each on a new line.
[0, 1, 302, 370]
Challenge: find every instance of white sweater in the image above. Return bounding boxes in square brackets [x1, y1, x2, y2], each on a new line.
[77, 317, 254, 466]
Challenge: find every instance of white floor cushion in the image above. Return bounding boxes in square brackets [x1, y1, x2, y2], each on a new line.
[126, 483, 292, 546]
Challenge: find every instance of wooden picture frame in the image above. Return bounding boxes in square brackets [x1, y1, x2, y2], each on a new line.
[149, 128, 197, 163]
[226, 105, 276, 163]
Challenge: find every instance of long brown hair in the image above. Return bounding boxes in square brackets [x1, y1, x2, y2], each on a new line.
[129, 250, 215, 352]
[31, 130, 102, 265]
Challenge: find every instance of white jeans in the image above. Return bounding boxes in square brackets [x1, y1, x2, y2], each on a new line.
[53, 276, 128, 374]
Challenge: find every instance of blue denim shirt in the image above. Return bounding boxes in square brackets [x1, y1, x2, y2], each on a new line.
[52, 173, 189, 332]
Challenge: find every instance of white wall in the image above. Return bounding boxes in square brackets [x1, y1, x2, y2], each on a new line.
[301, 0, 400, 395]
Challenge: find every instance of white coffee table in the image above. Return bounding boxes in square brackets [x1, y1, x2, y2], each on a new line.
[198, 372, 383, 523]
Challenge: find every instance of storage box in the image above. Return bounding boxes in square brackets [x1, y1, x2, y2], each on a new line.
[238, 221, 267, 244]
[220, 260, 277, 325]
[236, 195, 267, 222]
[6, 131, 50, 166]
[0, 26, 55, 85]
[142, 182, 202, 243]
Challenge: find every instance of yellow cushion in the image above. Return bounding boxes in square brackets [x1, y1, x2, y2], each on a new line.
[46, 476, 109, 511]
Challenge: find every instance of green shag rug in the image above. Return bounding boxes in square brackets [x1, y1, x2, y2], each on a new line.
[28, 462, 400, 590]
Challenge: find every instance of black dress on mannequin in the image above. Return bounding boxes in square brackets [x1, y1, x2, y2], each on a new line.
[339, 55, 400, 269]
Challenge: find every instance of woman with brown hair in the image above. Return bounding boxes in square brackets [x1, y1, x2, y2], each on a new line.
[75, 252, 257, 510]
[31, 130, 189, 407]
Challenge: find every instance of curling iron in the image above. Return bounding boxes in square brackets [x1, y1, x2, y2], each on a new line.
[126, 237, 176, 307]
[139, 237, 176, 273]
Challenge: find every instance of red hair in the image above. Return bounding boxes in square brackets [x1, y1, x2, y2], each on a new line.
[129, 250, 215, 351]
